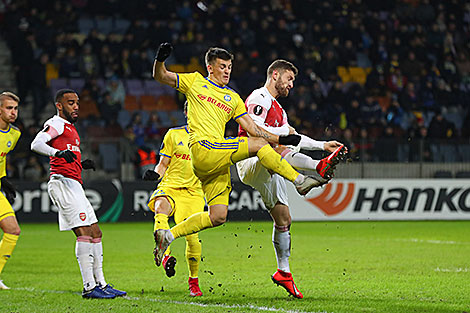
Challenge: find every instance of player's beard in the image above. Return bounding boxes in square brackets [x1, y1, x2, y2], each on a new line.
[275, 80, 289, 98]
[63, 109, 78, 123]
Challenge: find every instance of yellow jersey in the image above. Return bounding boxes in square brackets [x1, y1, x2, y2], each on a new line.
[158, 125, 202, 190]
[175, 72, 247, 144]
[0, 125, 20, 184]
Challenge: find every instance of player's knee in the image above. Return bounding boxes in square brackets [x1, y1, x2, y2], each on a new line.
[8, 227, 21, 236]
[250, 137, 269, 152]
[93, 228, 103, 239]
[210, 213, 227, 226]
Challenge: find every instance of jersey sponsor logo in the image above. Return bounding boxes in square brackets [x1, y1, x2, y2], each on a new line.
[66, 144, 80, 152]
[307, 183, 355, 216]
[175, 153, 191, 160]
[224, 94, 231, 102]
[197, 94, 233, 114]
[0, 152, 7, 157]
[79, 212, 86, 221]
[253, 105, 263, 116]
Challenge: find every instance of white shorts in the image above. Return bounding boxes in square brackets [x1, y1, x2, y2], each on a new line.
[47, 174, 98, 231]
[236, 157, 288, 210]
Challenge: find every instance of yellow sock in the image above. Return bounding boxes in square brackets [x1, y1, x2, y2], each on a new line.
[257, 145, 299, 182]
[154, 213, 170, 232]
[0, 233, 19, 275]
[185, 233, 201, 278]
[154, 213, 171, 255]
[170, 212, 213, 239]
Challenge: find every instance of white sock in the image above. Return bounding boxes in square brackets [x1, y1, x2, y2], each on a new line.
[75, 237, 96, 291]
[272, 225, 291, 273]
[294, 173, 305, 185]
[92, 239, 106, 287]
[284, 150, 319, 172]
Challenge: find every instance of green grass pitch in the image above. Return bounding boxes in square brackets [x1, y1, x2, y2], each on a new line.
[0, 221, 469, 313]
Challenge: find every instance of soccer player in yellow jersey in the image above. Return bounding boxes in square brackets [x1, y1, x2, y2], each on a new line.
[143, 102, 205, 297]
[151, 43, 322, 266]
[0, 92, 21, 290]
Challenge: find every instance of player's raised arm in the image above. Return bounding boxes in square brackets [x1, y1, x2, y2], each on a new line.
[152, 42, 178, 88]
[237, 113, 301, 146]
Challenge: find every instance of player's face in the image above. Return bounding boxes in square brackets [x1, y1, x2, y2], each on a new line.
[208, 58, 232, 86]
[274, 70, 295, 98]
[57, 93, 79, 123]
[0, 98, 18, 125]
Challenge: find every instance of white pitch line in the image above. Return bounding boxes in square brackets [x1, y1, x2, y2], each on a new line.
[434, 267, 469, 273]
[12, 287, 329, 313]
[398, 238, 470, 245]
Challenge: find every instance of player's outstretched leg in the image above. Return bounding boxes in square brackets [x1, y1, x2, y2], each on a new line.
[188, 277, 202, 297]
[271, 269, 303, 299]
[162, 254, 177, 277]
[0, 279, 9, 290]
[154, 229, 174, 266]
[316, 145, 347, 179]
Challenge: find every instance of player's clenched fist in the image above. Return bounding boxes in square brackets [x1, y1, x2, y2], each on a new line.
[81, 159, 96, 171]
[155, 42, 173, 62]
[279, 134, 301, 146]
[55, 150, 76, 163]
[142, 170, 160, 181]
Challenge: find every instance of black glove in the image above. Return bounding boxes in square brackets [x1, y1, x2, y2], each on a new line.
[1, 177, 16, 204]
[279, 134, 301, 146]
[155, 42, 173, 62]
[81, 159, 96, 171]
[142, 170, 160, 181]
[55, 150, 77, 163]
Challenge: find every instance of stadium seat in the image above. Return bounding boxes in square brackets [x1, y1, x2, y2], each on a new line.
[158, 111, 172, 127]
[337, 66, 351, 83]
[50, 78, 68, 94]
[458, 144, 470, 162]
[46, 63, 59, 84]
[95, 16, 113, 35]
[124, 95, 140, 111]
[69, 78, 85, 93]
[156, 95, 178, 111]
[140, 95, 158, 111]
[433, 170, 452, 178]
[78, 17, 95, 35]
[167, 64, 186, 73]
[125, 79, 145, 97]
[349, 67, 368, 85]
[79, 99, 100, 118]
[117, 110, 131, 128]
[113, 18, 131, 35]
[143, 80, 165, 97]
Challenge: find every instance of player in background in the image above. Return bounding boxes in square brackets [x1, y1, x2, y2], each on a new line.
[31, 89, 126, 299]
[143, 101, 205, 297]
[0, 92, 21, 290]
[237, 60, 347, 298]
[151, 43, 330, 267]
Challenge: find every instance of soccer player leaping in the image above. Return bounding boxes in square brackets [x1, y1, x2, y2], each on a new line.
[237, 60, 347, 298]
[143, 102, 205, 297]
[150, 43, 341, 274]
[31, 89, 126, 299]
[0, 92, 21, 290]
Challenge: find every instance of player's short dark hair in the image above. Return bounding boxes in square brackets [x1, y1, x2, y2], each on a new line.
[205, 47, 234, 67]
[55, 89, 77, 103]
[0, 91, 20, 105]
[267, 59, 298, 77]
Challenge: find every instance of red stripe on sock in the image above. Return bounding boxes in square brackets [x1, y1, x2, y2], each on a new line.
[77, 236, 92, 242]
[91, 238, 102, 243]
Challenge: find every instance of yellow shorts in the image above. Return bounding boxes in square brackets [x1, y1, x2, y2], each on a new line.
[0, 192, 15, 222]
[190, 137, 249, 206]
[148, 186, 205, 224]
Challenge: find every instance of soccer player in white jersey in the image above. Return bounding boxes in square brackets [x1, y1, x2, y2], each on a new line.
[31, 89, 126, 299]
[237, 60, 346, 298]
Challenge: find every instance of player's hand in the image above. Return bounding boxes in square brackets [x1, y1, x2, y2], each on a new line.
[279, 134, 301, 146]
[324, 141, 348, 153]
[1, 177, 16, 204]
[55, 150, 76, 163]
[142, 170, 160, 181]
[81, 159, 96, 171]
[155, 42, 173, 62]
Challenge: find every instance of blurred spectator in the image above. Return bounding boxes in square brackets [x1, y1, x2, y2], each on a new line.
[23, 155, 47, 181]
[145, 112, 163, 142]
[127, 112, 146, 147]
[31, 53, 51, 116]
